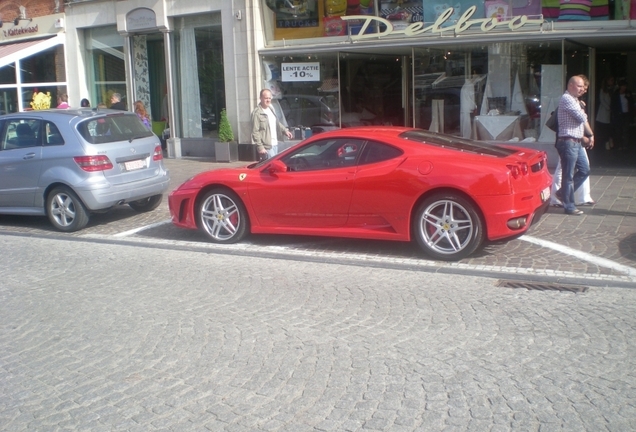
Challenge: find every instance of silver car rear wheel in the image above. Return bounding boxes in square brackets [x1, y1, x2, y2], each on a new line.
[46, 187, 89, 232]
[414, 193, 484, 261]
[197, 189, 248, 243]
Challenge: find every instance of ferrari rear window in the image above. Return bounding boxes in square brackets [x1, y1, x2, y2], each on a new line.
[400, 130, 517, 158]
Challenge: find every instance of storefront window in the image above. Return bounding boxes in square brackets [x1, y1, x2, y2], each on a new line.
[21, 86, 66, 110]
[0, 89, 17, 115]
[260, 54, 340, 131]
[196, 27, 225, 138]
[262, 0, 622, 44]
[85, 26, 126, 108]
[172, 14, 224, 139]
[0, 43, 66, 113]
[262, 40, 570, 144]
[0, 65, 17, 85]
[0, 65, 17, 113]
[414, 41, 565, 143]
[260, 0, 551, 43]
[20, 46, 66, 85]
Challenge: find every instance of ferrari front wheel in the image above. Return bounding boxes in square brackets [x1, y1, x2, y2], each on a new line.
[196, 188, 248, 243]
[414, 193, 485, 261]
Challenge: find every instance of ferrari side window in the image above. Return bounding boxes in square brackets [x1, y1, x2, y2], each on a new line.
[359, 140, 403, 165]
[282, 138, 365, 172]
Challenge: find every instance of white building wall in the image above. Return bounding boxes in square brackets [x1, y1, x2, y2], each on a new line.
[64, 0, 263, 146]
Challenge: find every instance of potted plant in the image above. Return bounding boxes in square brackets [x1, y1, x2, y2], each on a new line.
[215, 108, 238, 162]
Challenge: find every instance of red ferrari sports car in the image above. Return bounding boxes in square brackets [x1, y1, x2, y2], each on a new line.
[169, 127, 552, 260]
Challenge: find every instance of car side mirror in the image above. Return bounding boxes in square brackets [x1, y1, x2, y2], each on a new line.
[267, 159, 288, 175]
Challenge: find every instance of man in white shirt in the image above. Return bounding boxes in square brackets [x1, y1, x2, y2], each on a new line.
[251, 89, 293, 160]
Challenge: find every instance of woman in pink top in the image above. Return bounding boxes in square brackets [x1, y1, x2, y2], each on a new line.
[56, 94, 70, 109]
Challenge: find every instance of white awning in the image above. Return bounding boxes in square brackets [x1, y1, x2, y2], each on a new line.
[0, 34, 65, 69]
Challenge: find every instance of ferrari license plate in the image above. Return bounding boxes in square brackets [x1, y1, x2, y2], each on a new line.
[540, 186, 550, 202]
[124, 159, 145, 171]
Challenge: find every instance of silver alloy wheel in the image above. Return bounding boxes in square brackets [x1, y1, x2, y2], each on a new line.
[50, 192, 78, 227]
[46, 186, 89, 232]
[418, 199, 474, 255]
[200, 192, 242, 241]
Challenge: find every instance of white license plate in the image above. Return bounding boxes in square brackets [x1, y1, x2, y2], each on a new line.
[540, 186, 550, 202]
[124, 159, 145, 171]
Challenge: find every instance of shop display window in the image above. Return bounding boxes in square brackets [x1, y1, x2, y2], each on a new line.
[85, 26, 126, 109]
[260, 54, 341, 131]
[414, 41, 571, 143]
[20, 46, 66, 85]
[0, 89, 17, 115]
[0, 65, 17, 85]
[0, 45, 66, 113]
[171, 20, 225, 139]
[262, 0, 427, 41]
[261, 0, 623, 44]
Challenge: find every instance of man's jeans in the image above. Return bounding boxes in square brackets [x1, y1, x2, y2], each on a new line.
[555, 138, 590, 212]
[266, 144, 278, 159]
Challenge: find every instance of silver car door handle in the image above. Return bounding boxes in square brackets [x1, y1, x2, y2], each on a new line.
[23, 153, 36, 159]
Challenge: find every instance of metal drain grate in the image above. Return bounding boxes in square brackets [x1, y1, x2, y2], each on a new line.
[497, 280, 588, 293]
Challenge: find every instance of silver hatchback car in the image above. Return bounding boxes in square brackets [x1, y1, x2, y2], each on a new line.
[0, 109, 170, 231]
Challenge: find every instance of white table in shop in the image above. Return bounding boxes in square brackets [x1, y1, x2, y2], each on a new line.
[473, 115, 523, 141]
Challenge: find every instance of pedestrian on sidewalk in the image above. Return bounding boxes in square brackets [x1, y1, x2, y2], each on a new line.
[134, 100, 152, 130]
[110, 93, 126, 110]
[551, 75, 595, 207]
[56, 94, 70, 109]
[554, 75, 591, 216]
[251, 88, 293, 160]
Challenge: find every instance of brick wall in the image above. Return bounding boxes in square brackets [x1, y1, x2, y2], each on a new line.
[0, 0, 64, 22]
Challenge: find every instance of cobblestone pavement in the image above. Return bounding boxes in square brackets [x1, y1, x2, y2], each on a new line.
[1, 235, 635, 431]
[0, 158, 635, 286]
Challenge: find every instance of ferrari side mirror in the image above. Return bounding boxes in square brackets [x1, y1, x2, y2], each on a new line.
[268, 159, 288, 175]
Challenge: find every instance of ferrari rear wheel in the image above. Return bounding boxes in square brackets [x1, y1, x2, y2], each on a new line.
[197, 188, 248, 243]
[414, 193, 485, 261]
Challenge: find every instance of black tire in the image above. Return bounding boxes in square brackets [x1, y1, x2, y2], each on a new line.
[413, 193, 485, 261]
[129, 194, 163, 212]
[46, 186, 90, 232]
[196, 188, 248, 244]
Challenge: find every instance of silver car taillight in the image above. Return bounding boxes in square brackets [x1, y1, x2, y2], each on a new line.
[74, 155, 114, 172]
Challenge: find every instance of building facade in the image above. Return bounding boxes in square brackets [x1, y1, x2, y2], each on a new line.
[0, 0, 66, 113]
[256, 0, 636, 164]
[1, 0, 635, 163]
[1, 0, 260, 158]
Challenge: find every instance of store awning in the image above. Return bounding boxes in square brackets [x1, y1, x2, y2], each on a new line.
[0, 34, 64, 69]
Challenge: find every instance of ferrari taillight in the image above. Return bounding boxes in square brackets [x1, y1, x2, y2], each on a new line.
[507, 162, 529, 179]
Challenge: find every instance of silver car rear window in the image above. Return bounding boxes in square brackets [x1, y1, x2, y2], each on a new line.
[77, 115, 153, 144]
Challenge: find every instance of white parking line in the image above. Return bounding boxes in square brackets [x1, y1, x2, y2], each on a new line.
[521, 235, 636, 277]
[113, 220, 172, 237]
[105, 222, 636, 283]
